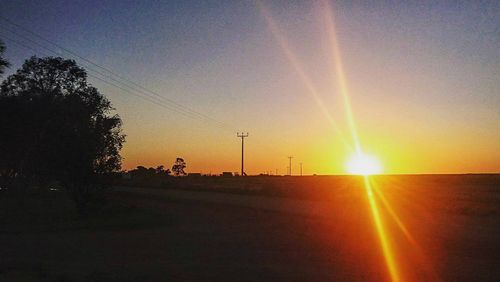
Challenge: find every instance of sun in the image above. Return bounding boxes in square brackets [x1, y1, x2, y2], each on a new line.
[346, 153, 383, 175]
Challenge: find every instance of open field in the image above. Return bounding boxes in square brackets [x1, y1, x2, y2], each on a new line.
[1, 175, 499, 281]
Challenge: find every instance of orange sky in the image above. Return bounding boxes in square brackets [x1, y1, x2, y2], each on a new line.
[116, 2, 499, 175]
[4, 1, 498, 175]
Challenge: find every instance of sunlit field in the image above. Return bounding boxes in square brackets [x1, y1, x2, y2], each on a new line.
[1, 174, 499, 281]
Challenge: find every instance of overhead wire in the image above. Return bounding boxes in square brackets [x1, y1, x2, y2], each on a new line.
[0, 16, 235, 132]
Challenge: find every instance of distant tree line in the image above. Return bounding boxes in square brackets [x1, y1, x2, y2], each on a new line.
[120, 158, 187, 187]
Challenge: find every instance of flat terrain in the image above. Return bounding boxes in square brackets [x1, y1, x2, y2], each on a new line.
[1, 175, 499, 281]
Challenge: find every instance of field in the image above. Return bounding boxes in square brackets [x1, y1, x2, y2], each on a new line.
[1, 174, 499, 281]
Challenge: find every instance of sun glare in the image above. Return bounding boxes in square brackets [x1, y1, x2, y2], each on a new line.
[346, 153, 383, 175]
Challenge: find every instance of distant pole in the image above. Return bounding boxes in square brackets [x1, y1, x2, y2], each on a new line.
[237, 132, 249, 176]
[287, 156, 294, 176]
[300, 162, 303, 176]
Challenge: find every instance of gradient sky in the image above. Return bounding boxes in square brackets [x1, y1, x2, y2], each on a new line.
[1, 0, 499, 174]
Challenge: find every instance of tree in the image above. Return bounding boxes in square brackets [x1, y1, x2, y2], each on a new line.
[172, 158, 186, 176]
[155, 165, 165, 174]
[155, 165, 171, 176]
[0, 40, 10, 76]
[0, 56, 125, 209]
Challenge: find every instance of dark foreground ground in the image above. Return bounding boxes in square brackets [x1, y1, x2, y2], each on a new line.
[1, 175, 499, 281]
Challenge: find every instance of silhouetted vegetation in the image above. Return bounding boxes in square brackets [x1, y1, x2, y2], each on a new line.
[0, 56, 125, 212]
[122, 165, 172, 187]
[129, 165, 171, 178]
[0, 39, 10, 76]
[172, 157, 187, 176]
[117, 162, 190, 187]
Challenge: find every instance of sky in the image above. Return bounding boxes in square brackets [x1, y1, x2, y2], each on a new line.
[0, 0, 499, 175]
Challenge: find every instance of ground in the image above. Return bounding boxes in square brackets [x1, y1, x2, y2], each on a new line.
[1, 175, 499, 281]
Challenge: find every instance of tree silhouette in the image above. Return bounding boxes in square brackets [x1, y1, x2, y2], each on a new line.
[155, 165, 171, 176]
[0, 40, 10, 76]
[0, 56, 125, 209]
[172, 158, 186, 176]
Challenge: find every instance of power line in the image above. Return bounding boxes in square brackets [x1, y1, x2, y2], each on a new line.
[0, 17, 235, 131]
[0, 25, 232, 130]
[0, 16, 230, 127]
[0, 32, 232, 131]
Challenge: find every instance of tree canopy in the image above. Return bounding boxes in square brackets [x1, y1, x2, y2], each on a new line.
[172, 158, 187, 176]
[0, 56, 125, 190]
[0, 39, 10, 76]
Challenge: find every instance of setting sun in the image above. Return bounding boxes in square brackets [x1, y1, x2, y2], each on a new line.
[346, 153, 383, 175]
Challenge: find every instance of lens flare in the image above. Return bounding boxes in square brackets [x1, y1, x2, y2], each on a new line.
[259, 1, 403, 280]
[364, 176, 401, 282]
[256, 0, 354, 152]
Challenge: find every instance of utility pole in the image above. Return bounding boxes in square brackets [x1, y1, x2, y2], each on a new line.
[237, 132, 249, 176]
[300, 162, 303, 176]
[287, 156, 294, 176]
